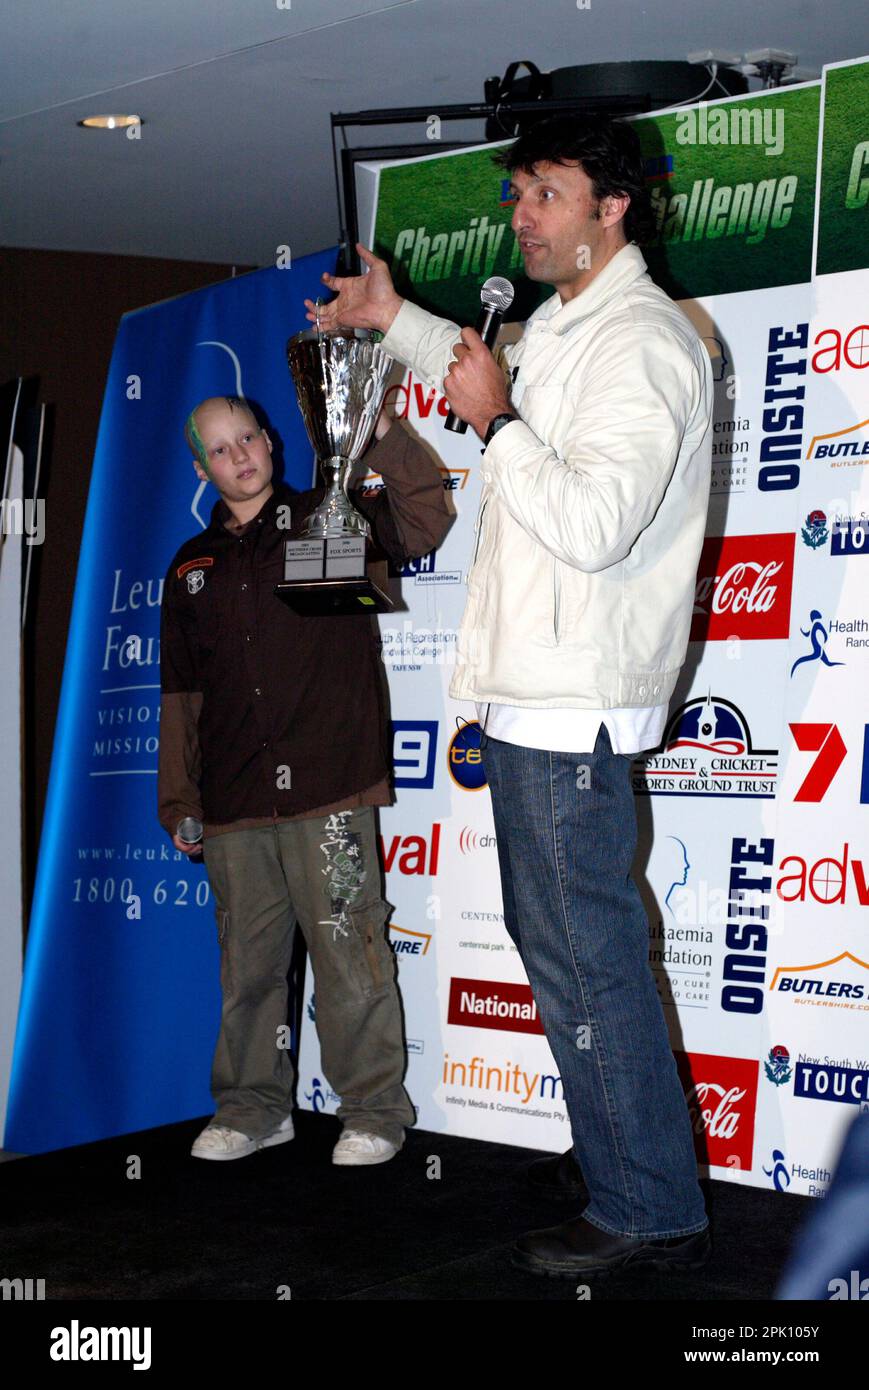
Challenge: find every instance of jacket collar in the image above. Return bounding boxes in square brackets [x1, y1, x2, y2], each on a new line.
[209, 480, 293, 534]
[526, 242, 649, 337]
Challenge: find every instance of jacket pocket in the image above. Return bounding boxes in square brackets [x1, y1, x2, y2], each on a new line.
[470, 497, 489, 572]
[553, 560, 562, 645]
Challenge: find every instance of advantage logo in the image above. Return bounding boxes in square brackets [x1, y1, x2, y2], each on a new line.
[691, 533, 794, 642]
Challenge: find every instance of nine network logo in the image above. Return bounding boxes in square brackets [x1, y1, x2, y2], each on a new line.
[691, 533, 795, 642]
[392, 721, 438, 789]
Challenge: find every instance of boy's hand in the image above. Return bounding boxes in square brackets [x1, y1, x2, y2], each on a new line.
[172, 833, 202, 858]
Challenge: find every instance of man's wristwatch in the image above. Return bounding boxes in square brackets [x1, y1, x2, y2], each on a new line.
[483, 412, 518, 447]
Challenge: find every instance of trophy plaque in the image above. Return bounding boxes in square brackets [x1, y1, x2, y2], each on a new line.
[274, 326, 396, 617]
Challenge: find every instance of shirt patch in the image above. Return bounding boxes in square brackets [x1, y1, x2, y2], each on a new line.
[177, 556, 215, 579]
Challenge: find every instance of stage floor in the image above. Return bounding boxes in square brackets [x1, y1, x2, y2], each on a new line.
[1, 1111, 808, 1301]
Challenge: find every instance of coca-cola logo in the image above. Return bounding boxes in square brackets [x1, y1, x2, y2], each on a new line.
[694, 561, 782, 617]
[676, 1051, 758, 1170]
[687, 1082, 746, 1140]
[690, 535, 794, 643]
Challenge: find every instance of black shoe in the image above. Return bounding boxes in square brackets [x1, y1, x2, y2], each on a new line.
[525, 1149, 590, 1202]
[513, 1214, 712, 1279]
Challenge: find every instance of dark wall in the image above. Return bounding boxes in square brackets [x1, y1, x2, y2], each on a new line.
[0, 248, 253, 903]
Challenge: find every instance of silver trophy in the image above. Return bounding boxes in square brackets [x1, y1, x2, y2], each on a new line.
[276, 326, 396, 616]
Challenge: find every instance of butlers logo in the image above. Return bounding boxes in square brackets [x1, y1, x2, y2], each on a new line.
[676, 1050, 758, 1171]
[691, 533, 794, 642]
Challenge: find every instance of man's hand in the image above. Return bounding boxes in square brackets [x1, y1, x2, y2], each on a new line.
[304, 243, 403, 336]
[444, 328, 513, 440]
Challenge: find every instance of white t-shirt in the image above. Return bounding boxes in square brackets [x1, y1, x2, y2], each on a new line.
[476, 702, 668, 756]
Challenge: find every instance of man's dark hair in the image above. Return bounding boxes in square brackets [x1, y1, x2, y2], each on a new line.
[493, 113, 656, 246]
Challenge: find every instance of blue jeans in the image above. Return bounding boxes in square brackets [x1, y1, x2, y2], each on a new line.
[481, 725, 709, 1240]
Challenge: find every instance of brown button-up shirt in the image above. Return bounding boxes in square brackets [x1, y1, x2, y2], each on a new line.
[157, 421, 453, 840]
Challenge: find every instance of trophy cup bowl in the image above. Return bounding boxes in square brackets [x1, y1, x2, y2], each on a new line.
[287, 327, 395, 539]
[275, 327, 397, 616]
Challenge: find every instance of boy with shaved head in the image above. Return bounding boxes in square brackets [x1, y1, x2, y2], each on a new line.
[158, 392, 451, 1165]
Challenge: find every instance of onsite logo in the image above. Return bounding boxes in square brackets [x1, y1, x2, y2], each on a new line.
[388, 923, 433, 957]
[690, 533, 794, 642]
[676, 1051, 758, 1171]
[391, 721, 438, 789]
[764, 1044, 793, 1086]
[447, 977, 544, 1035]
[448, 719, 487, 791]
[768, 950, 869, 1007]
[633, 694, 778, 798]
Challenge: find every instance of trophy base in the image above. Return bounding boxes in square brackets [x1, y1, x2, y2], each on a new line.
[274, 575, 394, 616]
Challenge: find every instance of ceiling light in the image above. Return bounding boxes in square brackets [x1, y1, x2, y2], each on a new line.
[78, 115, 143, 130]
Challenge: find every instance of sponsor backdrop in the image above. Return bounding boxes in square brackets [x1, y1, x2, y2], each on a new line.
[297, 58, 869, 1198]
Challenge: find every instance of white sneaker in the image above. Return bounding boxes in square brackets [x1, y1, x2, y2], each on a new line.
[191, 1114, 294, 1161]
[331, 1130, 399, 1166]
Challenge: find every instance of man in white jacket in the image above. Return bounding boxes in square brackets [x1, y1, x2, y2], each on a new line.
[306, 114, 713, 1277]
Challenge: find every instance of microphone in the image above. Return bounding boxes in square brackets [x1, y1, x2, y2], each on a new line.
[444, 276, 515, 434]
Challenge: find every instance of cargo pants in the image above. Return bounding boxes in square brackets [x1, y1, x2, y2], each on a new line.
[201, 806, 415, 1147]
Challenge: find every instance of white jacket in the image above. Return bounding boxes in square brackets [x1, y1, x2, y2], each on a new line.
[381, 243, 713, 709]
